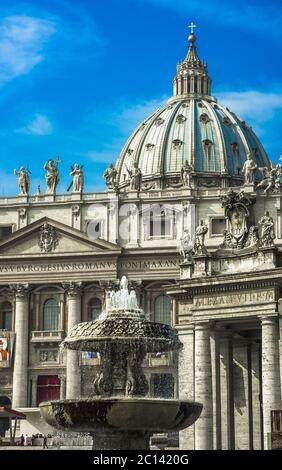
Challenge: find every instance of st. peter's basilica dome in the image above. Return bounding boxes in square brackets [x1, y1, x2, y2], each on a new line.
[115, 31, 270, 189]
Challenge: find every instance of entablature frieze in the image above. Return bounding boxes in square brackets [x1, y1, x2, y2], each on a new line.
[174, 279, 281, 300]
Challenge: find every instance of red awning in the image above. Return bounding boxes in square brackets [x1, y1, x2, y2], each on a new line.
[0, 407, 26, 419]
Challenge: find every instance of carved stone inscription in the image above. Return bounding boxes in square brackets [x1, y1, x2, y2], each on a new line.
[194, 289, 275, 309]
[0, 257, 180, 277]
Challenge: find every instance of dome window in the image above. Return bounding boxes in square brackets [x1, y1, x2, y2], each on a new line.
[140, 123, 147, 130]
[223, 117, 232, 126]
[213, 104, 219, 109]
[172, 139, 183, 150]
[146, 143, 155, 151]
[181, 102, 189, 108]
[231, 142, 240, 155]
[155, 118, 164, 126]
[202, 139, 213, 160]
[176, 114, 186, 124]
[127, 149, 134, 155]
[199, 113, 210, 124]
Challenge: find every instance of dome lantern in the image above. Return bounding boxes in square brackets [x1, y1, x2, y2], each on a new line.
[173, 24, 212, 98]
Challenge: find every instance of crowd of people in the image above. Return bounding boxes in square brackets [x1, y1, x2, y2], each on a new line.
[19, 433, 51, 448]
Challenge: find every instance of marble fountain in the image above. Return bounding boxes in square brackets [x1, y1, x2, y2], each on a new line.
[39, 276, 202, 449]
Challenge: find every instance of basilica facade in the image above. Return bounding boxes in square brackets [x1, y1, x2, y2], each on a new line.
[0, 28, 281, 450]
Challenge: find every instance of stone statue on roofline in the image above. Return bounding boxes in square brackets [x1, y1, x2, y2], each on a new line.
[256, 165, 278, 194]
[103, 163, 118, 190]
[14, 166, 31, 196]
[44, 157, 62, 195]
[193, 220, 208, 255]
[179, 229, 193, 260]
[69, 163, 84, 193]
[242, 151, 257, 184]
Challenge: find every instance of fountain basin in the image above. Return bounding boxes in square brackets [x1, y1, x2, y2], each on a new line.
[40, 398, 202, 433]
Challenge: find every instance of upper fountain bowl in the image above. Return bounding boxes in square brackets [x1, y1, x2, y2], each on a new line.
[62, 312, 182, 353]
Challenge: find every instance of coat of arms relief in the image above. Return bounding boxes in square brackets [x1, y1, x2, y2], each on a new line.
[38, 222, 60, 252]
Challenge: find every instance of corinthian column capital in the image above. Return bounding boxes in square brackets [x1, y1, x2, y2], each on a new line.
[9, 283, 30, 300]
[62, 281, 83, 298]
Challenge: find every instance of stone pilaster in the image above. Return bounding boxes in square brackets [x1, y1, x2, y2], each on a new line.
[10, 283, 30, 408]
[63, 281, 83, 399]
[194, 321, 213, 449]
[220, 333, 235, 450]
[260, 315, 281, 449]
[177, 324, 195, 450]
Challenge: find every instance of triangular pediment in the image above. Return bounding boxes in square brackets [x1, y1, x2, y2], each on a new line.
[0, 217, 121, 258]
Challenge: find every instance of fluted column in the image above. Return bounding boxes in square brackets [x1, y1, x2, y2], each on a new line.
[260, 315, 281, 448]
[194, 321, 213, 449]
[10, 284, 30, 408]
[63, 282, 83, 399]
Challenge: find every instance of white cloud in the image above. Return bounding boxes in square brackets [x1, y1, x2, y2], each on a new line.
[18, 113, 53, 136]
[110, 95, 168, 135]
[0, 15, 56, 84]
[216, 90, 282, 123]
[82, 96, 168, 166]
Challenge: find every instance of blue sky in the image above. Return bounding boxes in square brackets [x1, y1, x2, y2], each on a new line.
[0, 0, 282, 195]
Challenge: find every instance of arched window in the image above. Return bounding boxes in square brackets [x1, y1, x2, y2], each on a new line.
[43, 299, 59, 331]
[1, 302, 12, 330]
[88, 298, 102, 321]
[154, 295, 171, 325]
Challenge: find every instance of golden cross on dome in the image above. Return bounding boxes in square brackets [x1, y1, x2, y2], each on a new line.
[188, 22, 197, 34]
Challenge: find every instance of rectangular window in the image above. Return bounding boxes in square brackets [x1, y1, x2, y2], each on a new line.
[3, 312, 12, 330]
[211, 218, 226, 236]
[0, 226, 13, 240]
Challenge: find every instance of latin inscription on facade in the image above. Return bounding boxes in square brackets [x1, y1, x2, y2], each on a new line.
[0, 258, 180, 276]
[194, 289, 275, 308]
[0, 261, 117, 274]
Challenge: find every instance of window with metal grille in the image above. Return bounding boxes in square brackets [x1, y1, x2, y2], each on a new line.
[154, 295, 171, 325]
[43, 299, 59, 331]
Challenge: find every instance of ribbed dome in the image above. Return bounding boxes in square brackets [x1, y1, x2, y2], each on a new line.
[115, 32, 270, 188]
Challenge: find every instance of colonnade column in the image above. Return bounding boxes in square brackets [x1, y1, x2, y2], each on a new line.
[194, 320, 213, 450]
[63, 281, 83, 399]
[260, 315, 281, 448]
[10, 283, 30, 408]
